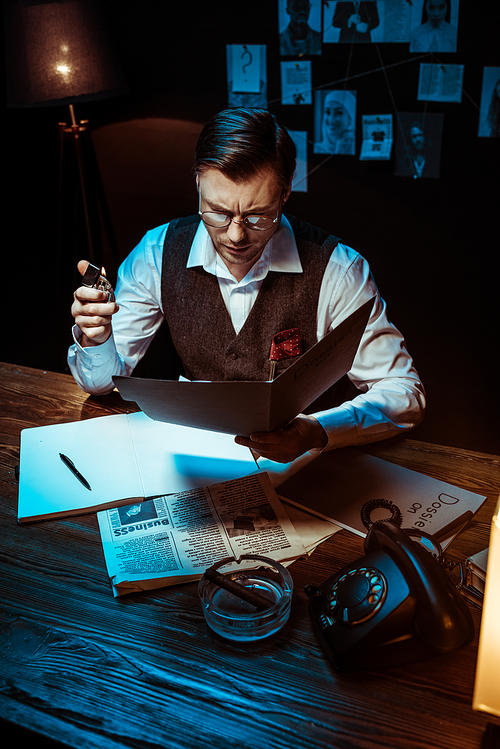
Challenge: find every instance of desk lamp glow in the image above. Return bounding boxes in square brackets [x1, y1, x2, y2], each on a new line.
[473, 496, 500, 718]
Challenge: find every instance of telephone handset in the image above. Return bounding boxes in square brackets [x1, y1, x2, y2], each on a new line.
[306, 521, 474, 671]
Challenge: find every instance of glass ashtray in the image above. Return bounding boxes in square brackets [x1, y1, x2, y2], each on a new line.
[198, 554, 293, 642]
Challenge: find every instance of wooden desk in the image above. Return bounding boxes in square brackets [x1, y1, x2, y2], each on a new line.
[1, 362, 499, 749]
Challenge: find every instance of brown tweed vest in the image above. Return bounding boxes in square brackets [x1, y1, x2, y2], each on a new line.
[160, 214, 340, 381]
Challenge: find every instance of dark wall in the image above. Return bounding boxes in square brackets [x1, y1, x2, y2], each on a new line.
[3, 1, 499, 454]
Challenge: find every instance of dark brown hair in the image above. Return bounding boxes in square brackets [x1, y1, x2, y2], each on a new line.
[194, 108, 296, 190]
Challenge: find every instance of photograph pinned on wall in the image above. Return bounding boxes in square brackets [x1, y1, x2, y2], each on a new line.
[418, 64, 464, 103]
[323, 1, 410, 44]
[278, 0, 322, 56]
[359, 114, 393, 160]
[478, 67, 500, 138]
[409, 0, 459, 53]
[394, 113, 444, 179]
[322, 0, 407, 43]
[226, 44, 267, 108]
[313, 90, 357, 154]
[281, 60, 312, 105]
[288, 130, 309, 192]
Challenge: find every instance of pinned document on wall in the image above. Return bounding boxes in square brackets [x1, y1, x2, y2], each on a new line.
[478, 67, 500, 138]
[226, 44, 267, 108]
[281, 60, 312, 105]
[417, 63, 464, 103]
[359, 114, 393, 160]
[230, 44, 261, 92]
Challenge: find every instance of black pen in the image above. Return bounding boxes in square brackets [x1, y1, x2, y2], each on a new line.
[59, 453, 92, 491]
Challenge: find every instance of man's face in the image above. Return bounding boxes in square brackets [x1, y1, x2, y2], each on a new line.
[287, 0, 311, 25]
[410, 126, 425, 150]
[197, 167, 289, 282]
[426, 1, 447, 26]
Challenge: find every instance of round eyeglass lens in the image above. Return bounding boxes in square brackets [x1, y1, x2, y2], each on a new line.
[245, 215, 275, 229]
[201, 212, 275, 230]
[202, 212, 229, 227]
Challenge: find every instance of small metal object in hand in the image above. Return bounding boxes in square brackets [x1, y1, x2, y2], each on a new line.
[82, 262, 115, 301]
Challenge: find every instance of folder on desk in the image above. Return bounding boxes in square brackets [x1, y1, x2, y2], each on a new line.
[113, 297, 374, 436]
[278, 448, 487, 544]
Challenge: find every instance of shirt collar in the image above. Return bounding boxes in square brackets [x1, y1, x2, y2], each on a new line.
[186, 214, 302, 281]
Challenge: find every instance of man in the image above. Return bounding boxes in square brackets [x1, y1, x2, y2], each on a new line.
[394, 117, 442, 179]
[279, 0, 322, 56]
[69, 107, 425, 463]
[331, 1, 380, 43]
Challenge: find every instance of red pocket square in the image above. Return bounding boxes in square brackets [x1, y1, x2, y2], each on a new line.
[269, 328, 303, 361]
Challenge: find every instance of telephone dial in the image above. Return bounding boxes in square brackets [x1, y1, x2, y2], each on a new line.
[305, 521, 474, 671]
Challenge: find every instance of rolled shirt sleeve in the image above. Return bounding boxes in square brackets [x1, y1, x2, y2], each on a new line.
[313, 243, 425, 449]
[67, 225, 167, 395]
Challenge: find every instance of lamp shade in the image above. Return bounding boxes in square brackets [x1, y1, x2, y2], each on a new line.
[4, 0, 128, 107]
[473, 496, 500, 717]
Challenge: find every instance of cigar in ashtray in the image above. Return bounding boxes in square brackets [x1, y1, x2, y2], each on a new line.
[203, 567, 272, 612]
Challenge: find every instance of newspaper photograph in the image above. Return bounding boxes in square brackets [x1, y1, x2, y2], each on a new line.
[98, 472, 306, 596]
[417, 63, 464, 103]
[323, 1, 411, 44]
[359, 114, 393, 160]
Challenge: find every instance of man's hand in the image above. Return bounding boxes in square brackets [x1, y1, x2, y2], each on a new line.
[71, 260, 119, 347]
[235, 414, 328, 464]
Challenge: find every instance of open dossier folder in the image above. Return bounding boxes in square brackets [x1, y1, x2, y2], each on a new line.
[113, 297, 374, 436]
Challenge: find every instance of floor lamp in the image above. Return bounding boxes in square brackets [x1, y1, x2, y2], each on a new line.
[4, 0, 128, 280]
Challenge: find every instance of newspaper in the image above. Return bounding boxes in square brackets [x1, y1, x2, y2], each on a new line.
[98, 472, 307, 596]
[417, 64, 464, 103]
[359, 114, 393, 160]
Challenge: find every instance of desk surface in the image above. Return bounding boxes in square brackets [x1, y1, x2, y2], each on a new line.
[1, 362, 499, 749]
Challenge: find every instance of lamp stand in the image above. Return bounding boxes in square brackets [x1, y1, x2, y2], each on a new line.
[57, 104, 120, 286]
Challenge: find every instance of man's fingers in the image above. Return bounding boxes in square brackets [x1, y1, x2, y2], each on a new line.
[235, 432, 283, 449]
[80, 325, 108, 341]
[73, 291, 116, 311]
[71, 293, 117, 321]
[77, 259, 90, 277]
[74, 311, 113, 328]
[234, 415, 327, 464]
[250, 431, 283, 445]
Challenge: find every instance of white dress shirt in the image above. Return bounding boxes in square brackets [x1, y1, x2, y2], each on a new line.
[68, 216, 425, 449]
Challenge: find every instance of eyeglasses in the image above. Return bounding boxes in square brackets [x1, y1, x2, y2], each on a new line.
[198, 188, 281, 232]
[199, 211, 280, 231]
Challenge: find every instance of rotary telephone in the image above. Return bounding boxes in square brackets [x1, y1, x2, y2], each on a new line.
[305, 521, 474, 671]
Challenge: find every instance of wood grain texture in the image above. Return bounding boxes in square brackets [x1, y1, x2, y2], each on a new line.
[1, 362, 499, 749]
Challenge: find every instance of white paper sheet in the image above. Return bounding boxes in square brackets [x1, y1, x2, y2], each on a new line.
[17, 413, 259, 522]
